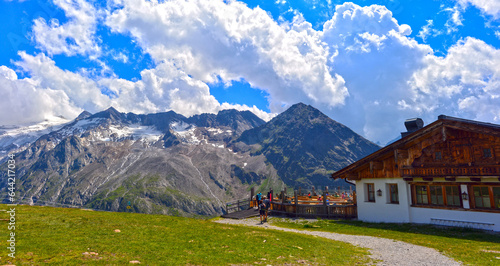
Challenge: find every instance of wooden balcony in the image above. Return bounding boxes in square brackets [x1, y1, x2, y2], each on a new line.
[401, 166, 500, 177]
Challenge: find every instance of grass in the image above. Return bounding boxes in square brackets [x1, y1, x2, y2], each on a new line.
[271, 218, 500, 265]
[0, 204, 372, 265]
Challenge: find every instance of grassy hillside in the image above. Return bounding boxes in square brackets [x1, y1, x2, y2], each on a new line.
[273, 219, 500, 266]
[0, 204, 371, 265]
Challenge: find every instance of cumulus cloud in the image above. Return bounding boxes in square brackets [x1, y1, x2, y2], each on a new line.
[455, 0, 500, 19]
[320, 3, 433, 142]
[0, 65, 82, 125]
[15, 52, 111, 112]
[409, 37, 500, 122]
[5, 51, 272, 124]
[31, 0, 100, 56]
[105, 0, 348, 113]
[5, 0, 500, 145]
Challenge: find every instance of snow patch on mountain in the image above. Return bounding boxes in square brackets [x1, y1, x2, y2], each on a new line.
[0, 116, 70, 160]
[170, 121, 201, 145]
[108, 125, 163, 142]
[57, 118, 106, 138]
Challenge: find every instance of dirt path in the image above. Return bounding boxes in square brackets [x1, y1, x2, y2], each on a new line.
[214, 217, 461, 266]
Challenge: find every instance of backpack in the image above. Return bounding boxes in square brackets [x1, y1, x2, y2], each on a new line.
[264, 199, 270, 209]
[259, 202, 267, 210]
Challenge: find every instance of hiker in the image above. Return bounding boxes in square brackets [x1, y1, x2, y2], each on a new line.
[256, 192, 262, 208]
[341, 192, 345, 200]
[259, 199, 267, 224]
[263, 197, 271, 222]
[308, 192, 311, 198]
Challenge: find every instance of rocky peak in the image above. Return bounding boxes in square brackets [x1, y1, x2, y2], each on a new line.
[90, 107, 127, 122]
[75, 111, 92, 121]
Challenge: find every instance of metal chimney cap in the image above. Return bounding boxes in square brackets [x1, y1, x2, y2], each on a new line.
[404, 118, 424, 132]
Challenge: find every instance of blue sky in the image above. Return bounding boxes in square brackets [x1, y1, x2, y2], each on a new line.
[1, 0, 500, 144]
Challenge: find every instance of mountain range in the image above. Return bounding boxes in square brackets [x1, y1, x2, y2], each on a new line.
[0, 103, 379, 216]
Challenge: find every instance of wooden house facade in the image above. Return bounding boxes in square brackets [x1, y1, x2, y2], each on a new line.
[331, 115, 500, 231]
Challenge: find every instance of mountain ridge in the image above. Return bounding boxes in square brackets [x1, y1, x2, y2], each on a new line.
[1, 103, 379, 216]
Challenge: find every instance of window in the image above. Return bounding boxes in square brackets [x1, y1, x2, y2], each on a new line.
[389, 184, 399, 204]
[415, 185, 428, 204]
[473, 186, 491, 208]
[445, 186, 461, 207]
[494, 187, 500, 209]
[435, 151, 442, 160]
[430, 185, 444, 205]
[483, 148, 492, 158]
[470, 185, 500, 210]
[366, 183, 375, 202]
[411, 184, 462, 208]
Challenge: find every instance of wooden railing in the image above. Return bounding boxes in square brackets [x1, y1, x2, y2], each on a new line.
[225, 199, 251, 214]
[270, 202, 357, 219]
[402, 166, 500, 177]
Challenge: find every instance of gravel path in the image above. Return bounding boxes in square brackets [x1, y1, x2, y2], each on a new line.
[214, 217, 461, 266]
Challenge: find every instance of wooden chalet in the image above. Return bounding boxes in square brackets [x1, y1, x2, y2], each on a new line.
[331, 115, 500, 231]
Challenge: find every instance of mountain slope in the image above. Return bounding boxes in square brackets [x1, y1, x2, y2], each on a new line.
[0, 104, 379, 216]
[1, 107, 279, 216]
[236, 103, 380, 187]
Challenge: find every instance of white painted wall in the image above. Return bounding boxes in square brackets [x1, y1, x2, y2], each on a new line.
[356, 178, 411, 223]
[410, 207, 500, 231]
[355, 179, 500, 231]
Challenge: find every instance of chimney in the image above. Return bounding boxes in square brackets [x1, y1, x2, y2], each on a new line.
[401, 118, 424, 138]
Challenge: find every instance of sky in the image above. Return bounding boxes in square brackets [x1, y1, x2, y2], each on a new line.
[1, 0, 500, 145]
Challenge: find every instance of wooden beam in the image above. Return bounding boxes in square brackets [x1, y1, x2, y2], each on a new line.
[394, 149, 409, 163]
[445, 177, 456, 182]
[470, 177, 481, 182]
[370, 161, 383, 173]
[423, 177, 433, 182]
[346, 173, 359, 180]
[403, 177, 413, 182]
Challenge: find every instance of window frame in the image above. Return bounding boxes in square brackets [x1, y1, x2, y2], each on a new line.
[388, 183, 399, 204]
[411, 183, 463, 208]
[366, 183, 375, 202]
[471, 185, 500, 210]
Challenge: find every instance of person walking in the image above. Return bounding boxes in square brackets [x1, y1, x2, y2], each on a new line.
[259, 199, 267, 224]
[263, 197, 270, 222]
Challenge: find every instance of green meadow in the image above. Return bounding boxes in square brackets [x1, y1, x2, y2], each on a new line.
[0, 204, 371, 265]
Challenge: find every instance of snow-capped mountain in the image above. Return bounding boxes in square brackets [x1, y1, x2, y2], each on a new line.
[0, 104, 379, 216]
[0, 116, 70, 161]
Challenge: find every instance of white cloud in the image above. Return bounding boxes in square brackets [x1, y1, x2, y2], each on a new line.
[0, 65, 82, 125]
[6, 51, 272, 124]
[31, 0, 100, 56]
[320, 3, 433, 142]
[456, 0, 500, 19]
[318, 3, 500, 144]
[15, 52, 111, 112]
[409, 37, 500, 122]
[9, 0, 500, 145]
[444, 6, 464, 34]
[105, 0, 348, 114]
[417, 20, 442, 42]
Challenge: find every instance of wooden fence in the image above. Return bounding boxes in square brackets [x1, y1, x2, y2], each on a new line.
[225, 198, 252, 214]
[224, 187, 357, 219]
[270, 201, 357, 219]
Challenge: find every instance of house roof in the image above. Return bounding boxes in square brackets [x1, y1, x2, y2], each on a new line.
[331, 115, 500, 180]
